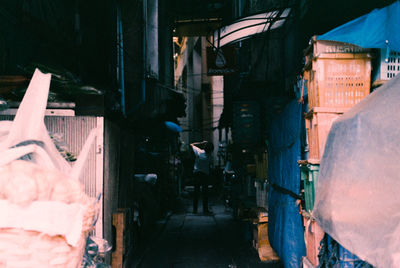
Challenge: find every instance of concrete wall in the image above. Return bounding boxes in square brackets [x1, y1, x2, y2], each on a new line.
[210, 76, 224, 166]
[145, 0, 159, 79]
[176, 37, 225, 168]
[159, 0, 174, 87]
[177, 37, 202, 148]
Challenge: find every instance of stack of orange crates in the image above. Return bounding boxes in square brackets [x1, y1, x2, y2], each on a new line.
[304, 36, 372, 162]
[301, 36, 372, 266]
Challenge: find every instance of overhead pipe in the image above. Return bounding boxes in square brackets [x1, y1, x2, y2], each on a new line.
[117, 5, 126, 116]
[145, 0, 159, 79]
[131, 0, 150, 113]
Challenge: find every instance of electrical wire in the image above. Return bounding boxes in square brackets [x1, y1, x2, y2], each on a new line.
[180, 10, 285, 132]
[181, 126, 219, 132]
[113, 2, 236, 121]
[118, 2, 293, 135]
[110, 50, 208, 95]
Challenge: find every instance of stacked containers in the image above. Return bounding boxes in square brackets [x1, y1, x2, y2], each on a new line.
[300, 161, 324, 267]
[301, 36, 372, 266]
[372, 49, 400, 87]
[255, 179, 268, 209]
[299, 160, 319, 213]
[305, 107, 345, 161]
[308, 53, 372, 110]
[232, 101, 261, 150]
[318, 235, 372, 268]
[254, 152, 268, 209]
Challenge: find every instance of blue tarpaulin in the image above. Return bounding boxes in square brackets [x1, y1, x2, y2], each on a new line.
[164, 121, 182, 133]
[268, 100, 306, 267]
[317, 1, 400, 52]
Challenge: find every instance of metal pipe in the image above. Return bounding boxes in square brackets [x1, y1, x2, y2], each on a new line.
[139, 0, 147, 110]
[148, 0, 159, 78]
[117, 5, 126, 116]
[129, 0, 147, 113]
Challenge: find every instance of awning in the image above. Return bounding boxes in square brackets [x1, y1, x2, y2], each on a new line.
[317, 1, 400, 52]
[213, 8, 291, 48]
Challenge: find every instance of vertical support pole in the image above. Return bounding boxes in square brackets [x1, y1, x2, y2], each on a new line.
[145, 0, 159, 78]
[96, 117, 104, 238]
[117, 5, 126, 116]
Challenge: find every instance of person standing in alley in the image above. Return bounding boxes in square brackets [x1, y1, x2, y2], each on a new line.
[190, 141, 214, 214]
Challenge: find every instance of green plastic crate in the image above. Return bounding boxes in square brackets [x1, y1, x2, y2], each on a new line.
[299, 161, 320, 212]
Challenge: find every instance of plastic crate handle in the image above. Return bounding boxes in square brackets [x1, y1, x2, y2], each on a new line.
[385, 40, 390, 63]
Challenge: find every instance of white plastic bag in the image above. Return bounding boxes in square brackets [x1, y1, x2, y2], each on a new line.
[0, 68, 98, 179]
[0, 69, 99, 249]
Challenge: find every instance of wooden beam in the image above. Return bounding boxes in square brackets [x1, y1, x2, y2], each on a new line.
[112, 209, 126, 268]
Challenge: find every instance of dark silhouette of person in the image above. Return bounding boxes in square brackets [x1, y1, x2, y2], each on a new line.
[190, 141, 214, 214]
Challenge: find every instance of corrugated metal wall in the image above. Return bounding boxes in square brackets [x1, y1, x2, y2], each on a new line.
[46, 116, 106, 238]
[0, 115, 105, 237]
[44, 116, 101, 198]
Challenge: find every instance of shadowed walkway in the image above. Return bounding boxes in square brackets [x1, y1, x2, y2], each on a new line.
[135, 192, 283, 268]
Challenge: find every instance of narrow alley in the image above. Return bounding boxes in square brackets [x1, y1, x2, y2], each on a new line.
[1, 1, 399, 268]
[135, 191, 283, 268]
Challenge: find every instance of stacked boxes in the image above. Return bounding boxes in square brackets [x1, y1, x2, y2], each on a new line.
[254, 179, 268, 209]
[307, 53, 372, 110]
[304, 36, 372, 107]
[254, 152, 268, 210]
[299, 160, 319, 213]
[252, 212, 280, 262]
[372, 49, 400, 87]
[299, 162, 324, 266]
[305, 107, 346, 161]
[304, 36, 370, 59]
[304, 37, 372, 162]
[232, 101, 261, 150]
[318, 235, 372, 267]
[300, 37, 372, 266]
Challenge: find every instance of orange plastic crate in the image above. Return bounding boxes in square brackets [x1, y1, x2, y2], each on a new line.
[303, 36, 371, 68]
[308, 53, 372, 109]
[305, 36, 370, 56]
[303, 214, 325, 266]
[305, 107, 346, 161]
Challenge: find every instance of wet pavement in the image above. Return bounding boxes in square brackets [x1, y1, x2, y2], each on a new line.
[132, 190, 283, 268]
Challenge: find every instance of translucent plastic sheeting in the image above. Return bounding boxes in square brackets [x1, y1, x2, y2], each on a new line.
[313, 74, 400, 267]
[268, 100, 306, 268]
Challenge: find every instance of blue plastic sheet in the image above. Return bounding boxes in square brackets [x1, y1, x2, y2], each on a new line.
[165, 121, 182, 133]
[267, 100, 306, 268]
[317, 1, 400, 52]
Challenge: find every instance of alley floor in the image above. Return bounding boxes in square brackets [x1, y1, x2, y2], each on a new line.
[131, 189, 283, 268]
